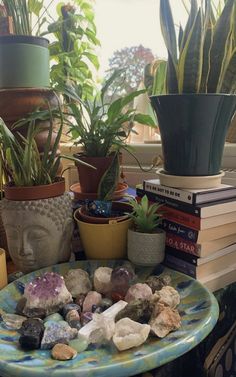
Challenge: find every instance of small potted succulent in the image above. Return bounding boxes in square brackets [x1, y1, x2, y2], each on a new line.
[127, 195, 166, 266]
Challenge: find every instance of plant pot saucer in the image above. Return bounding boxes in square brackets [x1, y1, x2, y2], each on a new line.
[70, 182, 128, 201]
[157, 169, 225, 189]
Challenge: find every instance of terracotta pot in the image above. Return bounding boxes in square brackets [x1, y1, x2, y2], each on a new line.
[0, 88, 59, 128]
[74, 154, 120, 193]
[78, 201, 132, 224]
[4, 179, 65, 201]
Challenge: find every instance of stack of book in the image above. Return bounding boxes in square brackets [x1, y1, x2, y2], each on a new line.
[136, 179, 236, 292]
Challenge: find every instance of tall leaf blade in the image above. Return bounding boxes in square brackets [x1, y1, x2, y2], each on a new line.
[207, 0, 235, 92]
[219, 48, 236, 93]
[159, 0, 177, 63]
[180, 0, 198, 53]
[179, 10, 203, 93]
[200, 24, 213, 92]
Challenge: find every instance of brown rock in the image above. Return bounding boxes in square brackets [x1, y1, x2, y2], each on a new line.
[51, 343, 77, 361]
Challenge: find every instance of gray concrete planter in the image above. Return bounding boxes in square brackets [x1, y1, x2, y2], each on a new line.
[127, 228, 166, 266]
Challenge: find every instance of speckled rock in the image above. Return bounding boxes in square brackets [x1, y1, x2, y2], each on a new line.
[41, 320, 78, 349]
[64, 269, 92, 297]
[51, 343, 77, 360]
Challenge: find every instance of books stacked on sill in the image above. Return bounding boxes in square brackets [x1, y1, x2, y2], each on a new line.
[136, 179, 236, 292]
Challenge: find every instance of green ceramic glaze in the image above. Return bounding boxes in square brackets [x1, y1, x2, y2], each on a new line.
[150, 94, 236, 176]
[0, 36, 50, 88]
[0, 260, 219, 377]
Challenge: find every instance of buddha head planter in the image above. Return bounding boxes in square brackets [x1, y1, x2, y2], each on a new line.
[1, 193, 73, 273]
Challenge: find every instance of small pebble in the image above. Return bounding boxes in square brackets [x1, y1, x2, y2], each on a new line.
[75, 294, 86, 308]
[69, 335, 88, 353]
[51, 343, 77, 360]
[100, 298, 113, 310]
[45, 313, 64, 322]
[61, 304, 81, 318]
[65, 310, 80, 323]
[81, 311, 93, 326]
[68, 319, 82, 330]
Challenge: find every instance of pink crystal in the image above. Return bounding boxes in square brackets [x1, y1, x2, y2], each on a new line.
[110, 267, 135, 296]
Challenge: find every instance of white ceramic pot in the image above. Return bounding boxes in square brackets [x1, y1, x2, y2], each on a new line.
[127, 228, 166, 266]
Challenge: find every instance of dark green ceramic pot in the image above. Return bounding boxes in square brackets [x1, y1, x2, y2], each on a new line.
[150, 94, 236, 176]
[0, 35, 50, 88]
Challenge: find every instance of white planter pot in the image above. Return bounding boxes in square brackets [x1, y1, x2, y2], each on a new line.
[127, 228, 166, 266]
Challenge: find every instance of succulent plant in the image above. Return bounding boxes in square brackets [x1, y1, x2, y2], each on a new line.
[159, 0, 236, 94]
[128, 195, 163, 233]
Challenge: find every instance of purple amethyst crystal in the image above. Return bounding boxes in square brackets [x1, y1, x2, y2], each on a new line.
[111, 266, 135, 296]
[23, 272, 72, 317]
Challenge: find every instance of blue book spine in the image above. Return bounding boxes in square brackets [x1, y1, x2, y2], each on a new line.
[164, 254, 197, 278]
[161, 219, 199, 243]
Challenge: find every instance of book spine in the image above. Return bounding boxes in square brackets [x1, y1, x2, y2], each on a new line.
[164, 254, 197, 278]
[161, 219, 200, 242]
[165, 245, 199, 265]
[136, 187, 201, 216]
[143, 180, 195, 204]
[166, 233, 201, 257]
[162, 206, 200, 230]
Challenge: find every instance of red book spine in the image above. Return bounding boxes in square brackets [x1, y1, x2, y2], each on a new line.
[166, 233, 200, 257]
[162, 205, 201, 230]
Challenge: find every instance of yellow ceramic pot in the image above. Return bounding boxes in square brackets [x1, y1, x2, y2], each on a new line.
[74, 209, 132, 259]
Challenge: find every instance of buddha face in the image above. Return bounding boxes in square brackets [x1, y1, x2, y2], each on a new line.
[2, 196, 73, 273]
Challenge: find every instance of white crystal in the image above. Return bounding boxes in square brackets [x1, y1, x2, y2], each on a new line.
[93, 267, 113, 294]
[112, 318, 150, 351]
[64, 269, 92, 297]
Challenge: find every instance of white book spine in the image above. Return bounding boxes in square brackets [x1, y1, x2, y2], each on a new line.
[143, 181, 194, 204]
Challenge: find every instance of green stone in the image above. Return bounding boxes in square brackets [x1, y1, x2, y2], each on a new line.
[69, 335, 88, 353]
[44, 313, 64, 322]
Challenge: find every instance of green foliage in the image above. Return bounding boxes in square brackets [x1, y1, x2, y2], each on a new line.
[144, 59, 167, 96]
[159, 0, 236, 94]
[97, 153, 120, 201]
[44, 1, 100, 100]
[63, 69, 156, 157]
[128, 195, 163, 233]
[1, 0, 49, 35]
[0, 109, 92, 187]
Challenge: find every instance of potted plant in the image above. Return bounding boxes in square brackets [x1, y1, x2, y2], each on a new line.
[150, 0, 236, 179]
[64, 69, 156, 194]
[127, 195, 166, 266]
[0, 111, 93, 273]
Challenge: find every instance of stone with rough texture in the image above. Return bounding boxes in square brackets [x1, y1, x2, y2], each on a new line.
[152, 286, 180, 309]
[1, 194, 73, 273]
[113, 318, 150, 351]
[149, 303, 181, 338]
[87, 313, 115, 344]
[125, 283, 153, 303]
[115, 299, 154, 323]
[23, 272, 72, 317]
[93, 267, 113, 294]
[83, 291, 102, 313]
[64, 269, 92, 297]
[111, 266, 135, 296]
[69, 335, 88, 353]
[145, 275, 171, 293]
[51, 343, 77, 360]
[0, 310, 26, 330]
[41, 320, 78, 349]
[19, 318, 45, 350]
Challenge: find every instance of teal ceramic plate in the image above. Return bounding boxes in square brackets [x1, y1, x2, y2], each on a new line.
[0, 260, 219, 377]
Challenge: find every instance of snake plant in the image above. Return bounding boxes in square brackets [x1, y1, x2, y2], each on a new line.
[159, 0, 236, 94]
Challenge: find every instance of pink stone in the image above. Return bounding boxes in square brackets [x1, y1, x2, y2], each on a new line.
[83, 291, 102, 313]
[125, 283, 153, 303]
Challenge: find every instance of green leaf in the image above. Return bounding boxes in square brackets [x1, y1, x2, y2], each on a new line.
[207, 0, 235, 92]
[200, 24, 213, 92]
[152, 60, 167, 95]
[180, 0, 198, 53]
[179, 10, 203, 93]
[97, 153, 120, 201]
[219, 48, 236, 93]
[133, 114, 156, 127]
[160, 0, 177, 63]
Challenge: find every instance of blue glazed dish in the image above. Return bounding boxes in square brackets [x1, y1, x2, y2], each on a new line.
[0, 260, 219, 377]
